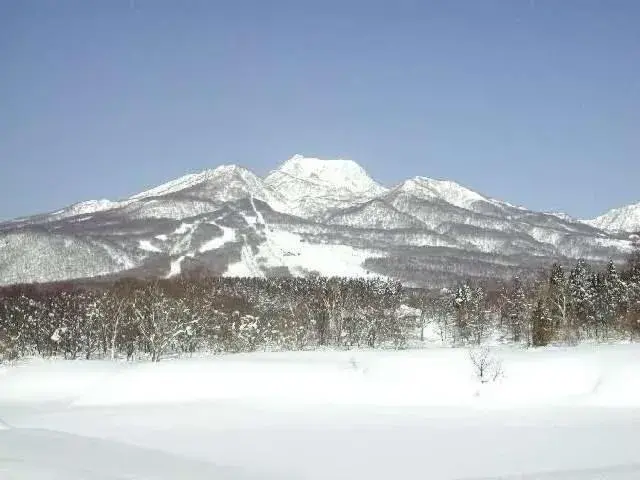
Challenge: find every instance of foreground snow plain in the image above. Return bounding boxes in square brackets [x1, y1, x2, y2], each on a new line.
[2, 344, 640, 479]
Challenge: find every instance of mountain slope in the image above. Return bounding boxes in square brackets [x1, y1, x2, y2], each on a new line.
[585, 202, 640, 233]
[0, 229, 138, 285]
[11, 165, 289, 224]
[132, 165, 287, 208]
[397, 177, 507, 213]
[0, 155, 637, 287]
[324, 199, 426, 230]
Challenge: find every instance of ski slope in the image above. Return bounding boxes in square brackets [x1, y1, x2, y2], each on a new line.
[1, 344, 640, 479]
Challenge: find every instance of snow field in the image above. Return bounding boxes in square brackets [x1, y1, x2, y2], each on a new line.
[138, 239, 162, 252]
[2, 344, 640, 408]
[3, 345, 640, 479]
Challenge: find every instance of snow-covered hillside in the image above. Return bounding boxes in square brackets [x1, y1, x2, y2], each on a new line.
[398, 176, 495, 211]
[0, 154, 637, 286]
[585, 202, 640, 233]
[2, 345, 640, 479]
[132, 165, 289, 211]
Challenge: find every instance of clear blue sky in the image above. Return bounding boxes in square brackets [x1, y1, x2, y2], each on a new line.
[1, 0, 638, 221]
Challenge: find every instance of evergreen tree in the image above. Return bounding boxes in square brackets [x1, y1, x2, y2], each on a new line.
[568, 259, 595, 339]
[605, 260, 627, 311]
[624, 250, 640, 337]
[594, 261, 627, 339]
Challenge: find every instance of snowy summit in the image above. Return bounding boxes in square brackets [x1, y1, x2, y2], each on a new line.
[585, 202, 640, 233]
[0, 153, 638, 286]
[398, 176, 490, 210]
[268, 154, 387, 196]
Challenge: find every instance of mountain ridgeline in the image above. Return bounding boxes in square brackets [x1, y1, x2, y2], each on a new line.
[0, 155, 638, 287]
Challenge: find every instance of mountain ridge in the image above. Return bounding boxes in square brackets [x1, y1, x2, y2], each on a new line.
[13, 154, 636, 228]
[584, 201, 640, 233]
[0, 155, 637, 287]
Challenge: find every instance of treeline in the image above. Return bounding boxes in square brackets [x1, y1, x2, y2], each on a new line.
[419, 253, 640, 347]
[1, 251, 639, 362]
[0, 276, 407, 362]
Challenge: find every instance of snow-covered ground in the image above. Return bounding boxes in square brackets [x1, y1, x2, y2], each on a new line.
[2, 344, 640, 479]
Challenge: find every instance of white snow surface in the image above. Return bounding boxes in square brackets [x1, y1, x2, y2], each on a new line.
[2, 345, 640, 479]
[199, 223, 236, 253]
[225, 241, 264, 277]
[64, 199, 120, 216]
[166, 255, 185, 278]
[399, 176, 488, 209]
[585, 202, 640, 233]
[398, 176, 514, 211]
[264, 155, 388, 216]
[138, 239, 163, 253]
[25, 156, 638, 237]
[173, 222, 194, 235]
[270, 154, 387, 195]
[548, 211, 576, 222]
[251, 229, 381, 277]
[129, 165, 290, 214]
[224, 198, 381, 278]
[44, 198, 123, 221]
[130, 171, 216, 200]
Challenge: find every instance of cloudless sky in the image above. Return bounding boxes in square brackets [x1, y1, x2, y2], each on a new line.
[1, 0, 639, 221]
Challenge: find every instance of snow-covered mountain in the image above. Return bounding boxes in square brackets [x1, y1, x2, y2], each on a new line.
[58, 199, 121, 217]
[396, 176, 509, 213]
[584, 202, 640, 233]
[0, 155, 636, 287]
[131, 165, 286, 207]
[265, 154, 388, 217]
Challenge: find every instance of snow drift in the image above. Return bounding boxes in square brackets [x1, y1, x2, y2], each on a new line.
[2, 344, 640, 409]
[3, 345, 640, 480]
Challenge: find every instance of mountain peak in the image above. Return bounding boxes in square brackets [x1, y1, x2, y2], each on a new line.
[271, 154, 386, 195]
[130, 164, 252, 201]
[398, 176, 488, 210]
[208, 164, 247, 176]
[2, 153, 636, 287]
[585, 201, 640, 233]
[281, 154, 365, 174]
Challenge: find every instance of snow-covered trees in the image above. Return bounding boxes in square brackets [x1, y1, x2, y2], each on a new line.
[2, 250, 640, 363]
[591, 261, 627, 340]
[501, 276, 529, 343]
[568, 259, 596, 340]
[133, 283, 194, 362]
[453, 281, 488, 345]
[627, 253, 640, 333]
[548, 263, 570, 339]
[531, 299, 552, 346]
[0, 293, 24, 361]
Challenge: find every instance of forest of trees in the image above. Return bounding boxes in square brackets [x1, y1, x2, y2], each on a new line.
[1, 250, 639, 363]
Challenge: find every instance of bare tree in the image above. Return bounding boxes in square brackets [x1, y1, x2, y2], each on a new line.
[469, 347, 503, 384]
[134, 282, 197, 362]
